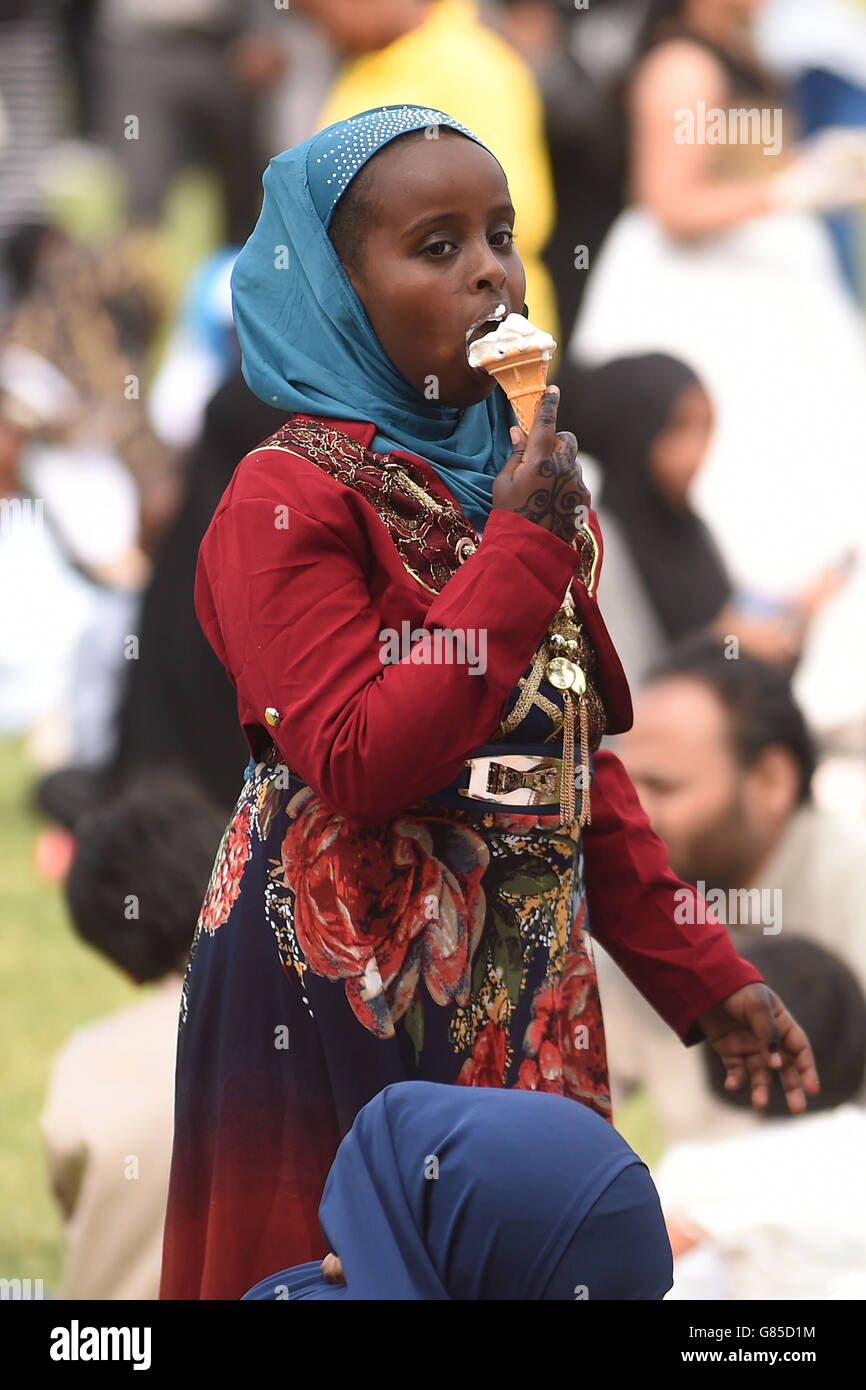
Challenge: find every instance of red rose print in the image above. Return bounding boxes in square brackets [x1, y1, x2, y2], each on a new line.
[456, 1020, 507, 1088]
[281, 788, 489, 1038]
[198, 803, 253, 935]
[515, 946, 612, 1121]
[494, 811, 549, 833]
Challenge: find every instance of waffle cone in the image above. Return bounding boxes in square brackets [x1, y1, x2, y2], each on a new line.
[486, 351, 550, 433]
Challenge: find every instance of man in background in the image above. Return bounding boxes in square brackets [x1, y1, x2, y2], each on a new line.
[621, 636, 865, 986]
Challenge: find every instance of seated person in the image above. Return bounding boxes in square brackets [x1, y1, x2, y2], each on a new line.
[656, 937, 866, 1301]
[41, 777, 225, 1299]
[243, 1080, 673, 1301]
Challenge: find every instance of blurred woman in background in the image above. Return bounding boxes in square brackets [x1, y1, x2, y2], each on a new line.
[572, 0, 866, 739]
[572, 352, 850, 692]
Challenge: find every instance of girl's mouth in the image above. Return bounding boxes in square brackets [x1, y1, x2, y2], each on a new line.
[465, 302, 508, 358]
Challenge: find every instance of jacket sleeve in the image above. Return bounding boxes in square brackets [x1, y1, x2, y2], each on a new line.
[583, 750, 765, 1045]
[195, 458, 592, 825]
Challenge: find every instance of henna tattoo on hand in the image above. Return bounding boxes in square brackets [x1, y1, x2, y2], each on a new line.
[514, 438, 587, 542]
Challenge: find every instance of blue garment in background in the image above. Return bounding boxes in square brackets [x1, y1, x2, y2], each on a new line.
[230, 104, 522, 532]
[243, 1081, 672, 1301]
[796, 69, 866, 299]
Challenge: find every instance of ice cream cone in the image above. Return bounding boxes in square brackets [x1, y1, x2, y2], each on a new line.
[486, 350, 551, 433]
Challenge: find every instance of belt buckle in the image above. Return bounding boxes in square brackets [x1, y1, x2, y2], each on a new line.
[459, 754, 563, 807]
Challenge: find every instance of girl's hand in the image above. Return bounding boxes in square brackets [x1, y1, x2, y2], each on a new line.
[697, 983, 820, 1114]
[492, 386, 591, 545]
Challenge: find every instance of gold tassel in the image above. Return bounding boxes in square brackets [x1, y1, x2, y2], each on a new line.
[560, 690, 576, 827]
[578, 693, 592, 828]
[549, 545, 597, 826]
[559, 691, 593, 828]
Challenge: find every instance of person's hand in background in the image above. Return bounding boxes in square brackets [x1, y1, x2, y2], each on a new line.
[770, 127, 866, 214]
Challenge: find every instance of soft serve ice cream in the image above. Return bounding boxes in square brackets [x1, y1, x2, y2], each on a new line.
[467, 312, 557, 370]
[467, 313, 558, 432]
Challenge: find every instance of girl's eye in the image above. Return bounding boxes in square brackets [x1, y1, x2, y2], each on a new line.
[421, 230, 515, 258]
[423, 240, 455, 258]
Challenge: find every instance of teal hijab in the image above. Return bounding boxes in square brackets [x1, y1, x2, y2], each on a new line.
[230, 104, 520, 532]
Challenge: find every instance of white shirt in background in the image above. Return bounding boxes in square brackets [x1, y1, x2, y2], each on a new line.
[655, 1104, 866, 1300]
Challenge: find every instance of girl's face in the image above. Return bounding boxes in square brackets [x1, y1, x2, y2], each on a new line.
[648, 383, 713, 509]
[342, 132, 527, 408]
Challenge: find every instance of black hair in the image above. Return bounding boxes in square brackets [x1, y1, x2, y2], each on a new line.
[645, 632, 816, 805]
[327, 125, 469, 273]
[327, 163, 380, 274]
[634, 0, 685, 57]
[703, 937, 866, 1114]
[3, 221, 55, 301]
[64, 775, 226, 982]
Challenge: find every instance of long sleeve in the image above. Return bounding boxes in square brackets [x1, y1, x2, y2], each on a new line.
[195, 452, 588, 825]
[584, 750, 765, 1045]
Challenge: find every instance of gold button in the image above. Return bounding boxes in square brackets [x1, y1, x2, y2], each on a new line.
[455, 536, 477, 564]
[264, 707, 280, 727]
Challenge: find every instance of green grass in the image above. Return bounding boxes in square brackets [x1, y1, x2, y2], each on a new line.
[0, 738, 137, 1291]
[615, 1085, 665, 1172]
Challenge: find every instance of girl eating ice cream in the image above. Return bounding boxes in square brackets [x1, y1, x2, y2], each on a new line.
[159, 105, 818, 1301]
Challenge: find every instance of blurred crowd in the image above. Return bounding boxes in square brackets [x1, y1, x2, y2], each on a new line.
[2, 0, 866, 1302]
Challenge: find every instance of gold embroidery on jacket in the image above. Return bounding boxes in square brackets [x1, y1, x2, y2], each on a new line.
[575, 523, 600, 598]
[260, 419, 477, 596]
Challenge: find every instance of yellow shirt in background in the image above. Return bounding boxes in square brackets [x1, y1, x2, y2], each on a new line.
[317, 0, 559, 343]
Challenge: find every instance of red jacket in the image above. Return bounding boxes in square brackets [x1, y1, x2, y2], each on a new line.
[195, 414, 762, 1045]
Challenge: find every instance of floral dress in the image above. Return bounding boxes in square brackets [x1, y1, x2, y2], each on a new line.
[193, 734, 608, 1104]
[161, 419, 612, 1301]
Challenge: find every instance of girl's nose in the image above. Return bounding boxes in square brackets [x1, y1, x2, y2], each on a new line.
[470, 238, 508, 292]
